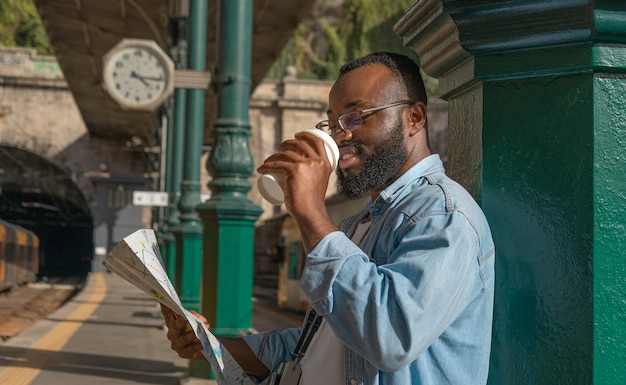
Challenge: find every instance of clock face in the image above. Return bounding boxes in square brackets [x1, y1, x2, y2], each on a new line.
[102, 40, 173, 111]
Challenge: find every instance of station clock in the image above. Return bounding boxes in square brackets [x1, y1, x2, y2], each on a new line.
[102, 39, 175, 111]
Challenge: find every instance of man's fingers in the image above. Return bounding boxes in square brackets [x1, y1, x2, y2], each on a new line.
[189, 310, 211, 330]
[169, 330, 202, 358]
[160, 304, 207, 361]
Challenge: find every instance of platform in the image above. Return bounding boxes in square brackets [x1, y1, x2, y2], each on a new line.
[0, 272, 303, 385]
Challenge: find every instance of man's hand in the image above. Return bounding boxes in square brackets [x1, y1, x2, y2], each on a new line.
[256, 131, 339, 252]
[160, 304, 206, 360]
[161, 305, 272, 379]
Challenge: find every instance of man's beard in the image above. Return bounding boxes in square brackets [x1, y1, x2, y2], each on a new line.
[336, 123, 407, 200]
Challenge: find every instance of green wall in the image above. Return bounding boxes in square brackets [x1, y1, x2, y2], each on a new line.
[396, 2, 626, 383]
[480, 46, 594, 384]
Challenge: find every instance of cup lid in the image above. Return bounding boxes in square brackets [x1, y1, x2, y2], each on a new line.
[257, 173, 284, 205]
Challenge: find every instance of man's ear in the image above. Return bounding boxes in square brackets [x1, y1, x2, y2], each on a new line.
[407, 102, 427, 136]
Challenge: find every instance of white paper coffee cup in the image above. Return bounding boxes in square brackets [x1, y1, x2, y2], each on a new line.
[258, 128, 339, 205]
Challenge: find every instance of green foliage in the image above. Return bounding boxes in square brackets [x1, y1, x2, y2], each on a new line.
[344, 0, 410, 59]
[266, 0, 438, 98]
[0, 0, 53, 54]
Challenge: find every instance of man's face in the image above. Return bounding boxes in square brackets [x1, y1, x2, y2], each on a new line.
[327, 64, 409, 199]
[336, 115, 407, 199]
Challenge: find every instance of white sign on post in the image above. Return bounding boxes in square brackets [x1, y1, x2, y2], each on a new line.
[132, 191, 169, 207]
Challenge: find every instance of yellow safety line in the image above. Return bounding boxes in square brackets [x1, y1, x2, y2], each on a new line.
[0, 273, 107, 384]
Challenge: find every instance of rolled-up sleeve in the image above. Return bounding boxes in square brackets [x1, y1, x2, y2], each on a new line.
[241, 327, 301, 373]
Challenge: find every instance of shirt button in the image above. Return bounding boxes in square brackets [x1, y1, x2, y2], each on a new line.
[350, 379, 357, 385]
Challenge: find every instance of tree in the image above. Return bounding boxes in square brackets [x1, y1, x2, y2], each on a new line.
[266, 1, 347, 81]
[266, 0, 437, 97]
[0, 0, 53, 55]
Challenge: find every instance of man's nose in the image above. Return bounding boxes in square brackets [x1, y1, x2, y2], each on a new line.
[333, 127, 353, 144]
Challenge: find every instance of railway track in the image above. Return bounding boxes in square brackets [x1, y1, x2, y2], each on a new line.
[0, 277, 83, 342]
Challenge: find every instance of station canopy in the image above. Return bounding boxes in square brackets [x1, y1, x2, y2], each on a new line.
[34, 0, 316, 146]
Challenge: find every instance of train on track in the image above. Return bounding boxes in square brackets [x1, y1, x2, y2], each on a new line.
[0, 218, 40, 291]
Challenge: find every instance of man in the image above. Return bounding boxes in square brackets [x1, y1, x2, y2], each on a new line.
[162, 52, 495, 384]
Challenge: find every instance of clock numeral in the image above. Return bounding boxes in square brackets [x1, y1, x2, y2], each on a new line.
[115, 61, 123, 69]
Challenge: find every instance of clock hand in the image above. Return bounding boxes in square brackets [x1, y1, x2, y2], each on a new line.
[131, 71, 164, 83]
[140, 75, 164, 82]
[130, 71, 150, 87]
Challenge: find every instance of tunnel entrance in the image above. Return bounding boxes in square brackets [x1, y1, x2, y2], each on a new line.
[0, 146, 93, 279]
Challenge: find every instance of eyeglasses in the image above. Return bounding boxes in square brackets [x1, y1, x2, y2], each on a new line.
[315, 101, 412, 136]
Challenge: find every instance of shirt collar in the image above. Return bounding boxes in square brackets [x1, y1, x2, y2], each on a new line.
[378, 153, 444, 204]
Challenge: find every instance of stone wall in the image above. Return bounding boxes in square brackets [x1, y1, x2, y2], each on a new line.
[0, 47, 150, 200]
[1, 47, 448, 258]
[0, 47, 155, 265]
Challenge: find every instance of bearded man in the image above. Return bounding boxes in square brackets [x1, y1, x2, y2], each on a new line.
[162, 52, 495, 385]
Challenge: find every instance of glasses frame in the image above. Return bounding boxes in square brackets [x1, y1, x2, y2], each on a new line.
[315, 101, 412, 136]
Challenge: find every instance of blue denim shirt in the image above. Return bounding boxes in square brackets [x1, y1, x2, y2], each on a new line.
[243, 154, 495, 385]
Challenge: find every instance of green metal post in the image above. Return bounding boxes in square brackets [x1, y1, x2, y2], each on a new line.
[196, 0, 262, 344]
[173, 0, 205, 314]
[153, 119, 167, 263]
[162, 107, 173, 223]
[168, 17, 188, 287]
[169, 88, 186, 287]
[174, 2, 209, 378]
[160, 96, 174, 271]
[396, 1, 626, 384]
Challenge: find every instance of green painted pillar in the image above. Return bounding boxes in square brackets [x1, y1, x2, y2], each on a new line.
[396, 1, 626, 384]
[196, 0, 262, 342]
[169, 88, 186, 287]
[167, 17, 188, 287]
[160, 96, 174, 273]
[591, 10, 626, 382]
[173, 1, 205, 314]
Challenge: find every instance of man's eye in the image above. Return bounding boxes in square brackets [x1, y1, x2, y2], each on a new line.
[346, 117, 361, 128]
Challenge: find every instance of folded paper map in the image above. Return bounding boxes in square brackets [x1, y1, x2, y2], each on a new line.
[103, 229, 253, 385]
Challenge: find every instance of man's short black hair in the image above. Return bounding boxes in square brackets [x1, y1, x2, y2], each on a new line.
[339, 52, 428, 106]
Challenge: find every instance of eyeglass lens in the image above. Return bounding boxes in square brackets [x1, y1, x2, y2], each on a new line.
[339, 113, 361, 132]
